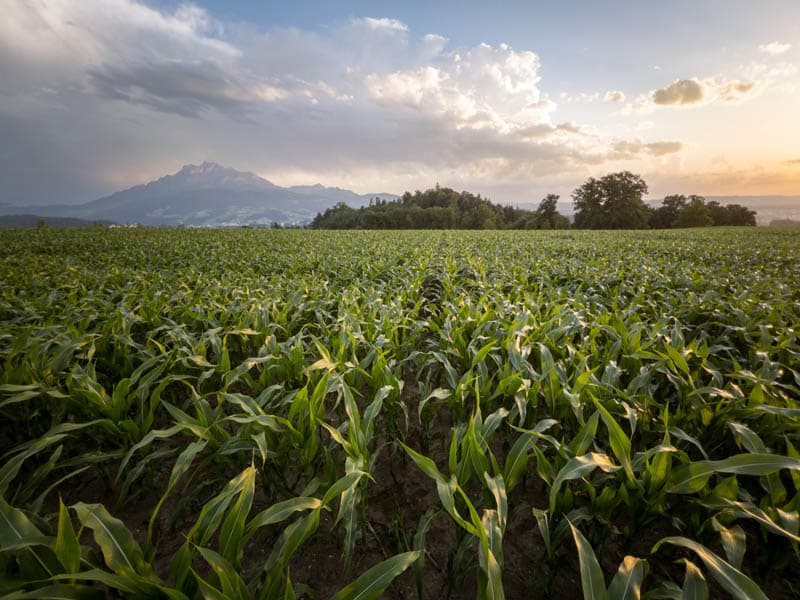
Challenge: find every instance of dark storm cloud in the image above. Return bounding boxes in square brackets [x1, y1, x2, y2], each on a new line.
[89, 60, 255, 119]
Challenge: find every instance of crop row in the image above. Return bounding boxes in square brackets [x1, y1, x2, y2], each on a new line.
[1, 227, 799, 599]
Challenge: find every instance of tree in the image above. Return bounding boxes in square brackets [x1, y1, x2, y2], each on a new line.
[572, 171, 650, 229]
[650, 194, 687, 229]
[707, 201, 757, 226]
[533, 194, 570, 229]
[725, 204, 757, 226]
[674, 195, 713, 228]
[572, 177, 606, 229]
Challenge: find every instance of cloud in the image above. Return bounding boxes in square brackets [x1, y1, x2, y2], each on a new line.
[759, 41, 792, 55]
[362, 42, 551, 132]
[88, 60, 269, 119]
[0, 0, 689, 205]
[787, 159, 800, 165]
[611, 139, 683, 158]
[513, 121, 593, 140]
[350, 17, 409, 32]
[622, 69, 781, 114]
[715, 80, 755, 101]
[604, 90, 626, 103]
[652, 79, 705, 105]
[560, 91, 600, 103]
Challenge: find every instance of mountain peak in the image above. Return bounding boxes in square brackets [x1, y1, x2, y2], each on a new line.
[170, 162, 277, 189]
[178, 161, 228, 176]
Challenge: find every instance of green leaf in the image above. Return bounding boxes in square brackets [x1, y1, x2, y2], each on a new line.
[54, 498, 80, 574]
[147, 440, 207, 552]
[116, 425, 185, 483]
[0, 584, 104, 599]
[503, 432, 532, 492]
[711, 518, 746, 570]
[192, 467, 255, 547]
[550, 453, 619, 514]
[196, 546, 249, 599]
[402, 444, 447, 484]
[261, 509, 320, 574]
[72, 503, 152, 578]
[484, 473, 507, 533]
[0, 434, 68, 493]
[680, 559, 708, 600]
[284, 570, 295, 600]
[607, 556, 644, 600]
[217, 465, 256, 565]
[702, 496, 800, 543]
[569, 411, 600, 456]
[664, 344, 689, 376]
[503, 419, 558, 491]
[50, 568, 187, 599]
[0, 496, 62, 579]
[321, 472, 368, 507]
[413, 508, 439, 600]
[330, 551, 420, 600]
[727, 422, 768, 454]
[471, 340, 496, 369]
[591, 397, 634, 482]
[569, 521, 607, 600]
[533, 508, 552, 560]
[668, 454, 800, 494]
[652, 537, 767, 600]
[244, 497, 323, 543]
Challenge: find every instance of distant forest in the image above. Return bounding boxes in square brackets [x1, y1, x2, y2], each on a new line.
[310, 171, 757, 230]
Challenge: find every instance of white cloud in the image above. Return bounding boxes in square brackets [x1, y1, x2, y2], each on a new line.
[362, 42, 551, 133]
[604, 90, 626, 103]
[350, 17, 409, 32]
[0, 0, 688, 204]
[620, 65, 795, 114]
[561, 91, 601, 103]
[759, 41, 792, 55]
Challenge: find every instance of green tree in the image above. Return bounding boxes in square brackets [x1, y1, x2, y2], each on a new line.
[725, 203, 757, 226]
[572, 177, 606, 229]
[650, 194, 687, 229]
[706, 201, 757, 226]
[572, 171, 650, 229]
[533, 194, 570, 229]
[674, 195, 713, 228]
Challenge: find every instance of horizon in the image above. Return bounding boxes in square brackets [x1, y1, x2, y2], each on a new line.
[2, 1, 800, 206]
[6, 159, 800, 208]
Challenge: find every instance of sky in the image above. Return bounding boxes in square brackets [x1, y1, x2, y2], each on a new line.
[1, 0, 799, 206]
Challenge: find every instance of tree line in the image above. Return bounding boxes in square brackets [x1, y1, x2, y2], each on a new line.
[309, 172, 756, 229]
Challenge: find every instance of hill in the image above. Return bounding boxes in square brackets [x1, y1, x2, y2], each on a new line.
[310, 187, 569, 229]
[0, 163, 397, 227]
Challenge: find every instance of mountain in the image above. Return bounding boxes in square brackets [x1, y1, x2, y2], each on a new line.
[0, 163, 397, 226]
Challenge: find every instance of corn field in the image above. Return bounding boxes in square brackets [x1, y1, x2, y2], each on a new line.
[1, 227, 799, 599]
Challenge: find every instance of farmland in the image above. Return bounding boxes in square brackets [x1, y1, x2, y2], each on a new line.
[1, 227, 799, 599]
